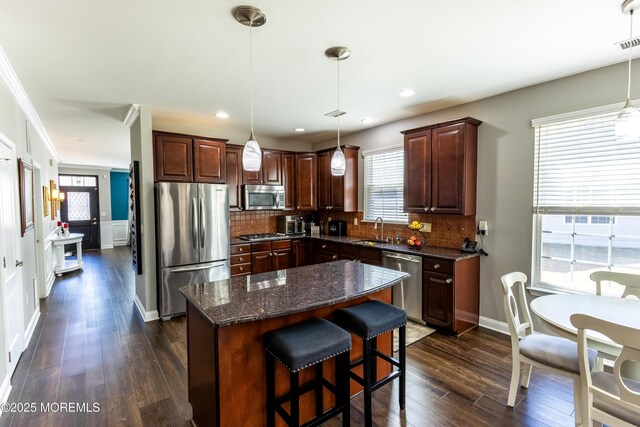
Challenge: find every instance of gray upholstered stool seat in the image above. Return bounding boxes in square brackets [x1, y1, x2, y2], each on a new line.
[264, 318, 352, 427]
[519, 334, 597, 374]
[332, 299, 407, 338]
[264, 317, 351, 372]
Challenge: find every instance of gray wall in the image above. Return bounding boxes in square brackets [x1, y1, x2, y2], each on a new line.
[313, 59, 634, 325]
[58, 166, 112, 221]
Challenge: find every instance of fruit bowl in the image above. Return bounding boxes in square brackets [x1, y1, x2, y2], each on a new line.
[406, 233, 425, 250]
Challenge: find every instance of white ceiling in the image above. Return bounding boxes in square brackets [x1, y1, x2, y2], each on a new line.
[0, 0, 635, 169]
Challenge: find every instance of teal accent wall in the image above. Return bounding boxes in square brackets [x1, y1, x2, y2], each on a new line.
[110, 171, 129, 221]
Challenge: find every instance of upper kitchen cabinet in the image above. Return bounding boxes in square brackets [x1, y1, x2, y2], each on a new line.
[317, 146, 359, 212]
[282, 153, 295, 210]
[402, 118, 481, 215]
[295, 153, 317, 210]
[225, 145, 243, 210]
[242, 149, 283, 185]
[153, 132, 228, 183]
[153, 133, 193, 182]
[193, 139, 226, 183]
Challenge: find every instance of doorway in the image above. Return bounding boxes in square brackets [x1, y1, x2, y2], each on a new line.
[59, 175, 101, 251]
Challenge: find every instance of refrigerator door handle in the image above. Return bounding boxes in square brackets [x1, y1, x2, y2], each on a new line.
[192, 197, 198, 250]
[165, 261, 228, 273]
[200, 196, 206, 248]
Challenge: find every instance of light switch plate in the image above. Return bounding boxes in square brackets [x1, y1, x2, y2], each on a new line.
[353, 218, 358, 226]
[421, 223, 432, 233]
[100, 212, 106, 217]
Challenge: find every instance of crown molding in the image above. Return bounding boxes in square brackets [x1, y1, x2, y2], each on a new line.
[123, 104, 140, 128]
[0, 46, 60, 162]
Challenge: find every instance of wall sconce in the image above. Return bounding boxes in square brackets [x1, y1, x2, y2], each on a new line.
[50, 180, 60, 220]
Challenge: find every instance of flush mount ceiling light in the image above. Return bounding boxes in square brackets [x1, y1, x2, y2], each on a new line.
[616, 0, 640, 140]
[215, 111, 229, 119]
[294, 128, 306, 132]
[326, 46, 351, 176]
[360, 117, 375, 124]
[234, 5, 266, 171]
[398, 89, 415, 97]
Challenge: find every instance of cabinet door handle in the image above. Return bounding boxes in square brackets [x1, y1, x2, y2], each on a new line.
[424, 207, 429, 211]
[446, 278, 453, 284]
[434, 264, 440, 269]
[239, 247, 244, 252]
[322, 245, 327, 249]
[239, 257, 243, 262]
[332, 255, 337, 260]
[431, 207, 436, 212]
[239, 266, 244, 271]
[269, 252, 273, 257]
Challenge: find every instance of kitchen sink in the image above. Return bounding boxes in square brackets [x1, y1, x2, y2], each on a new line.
[352, 239, 389, 246]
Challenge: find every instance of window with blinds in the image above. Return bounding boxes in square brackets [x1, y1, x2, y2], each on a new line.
[363, 146, 408, 223]
[532, 108, 640, 293]
[534, 111, 640, 215]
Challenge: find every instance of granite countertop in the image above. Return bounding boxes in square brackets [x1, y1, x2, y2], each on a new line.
[231, 234, 478, 261]
[180, 260, 409, 327]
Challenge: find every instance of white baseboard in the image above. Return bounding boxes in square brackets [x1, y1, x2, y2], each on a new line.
[0, 376, 11, 410]
[133, 294, 159, 322]
[478, 316, 509, 335]
[24, 309, 40, 348]
[100, 244, 114, 250]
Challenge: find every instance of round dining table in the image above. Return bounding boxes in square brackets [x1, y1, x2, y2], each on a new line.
[530, 293, 640, 359]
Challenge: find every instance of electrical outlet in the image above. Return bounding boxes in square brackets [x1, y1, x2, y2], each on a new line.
[421, 223, 432, 233]
[353, 218, 358, 226]
[100, 212, 106, 217]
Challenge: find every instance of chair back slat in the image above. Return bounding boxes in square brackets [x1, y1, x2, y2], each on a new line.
[590, 271, 640, 299]
[501, 272, 533, 343]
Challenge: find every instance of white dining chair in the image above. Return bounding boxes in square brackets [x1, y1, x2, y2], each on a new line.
[571, 313, 640, 427]
[501, 272, 597, 425]
[589, 271, 640, 299]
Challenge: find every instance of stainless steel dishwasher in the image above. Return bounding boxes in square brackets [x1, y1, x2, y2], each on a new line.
[382, 251, 424, 324]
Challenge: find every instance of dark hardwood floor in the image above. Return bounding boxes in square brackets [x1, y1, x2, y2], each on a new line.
[0, 247, 577, 426]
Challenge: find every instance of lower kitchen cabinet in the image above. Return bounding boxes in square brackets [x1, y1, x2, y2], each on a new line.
[230, 243, 251, 277]
[314, 241, 338, 264]
[291, 239, 306, 267]
[248, 240, 292, 274]
[422, 256, 479, 335]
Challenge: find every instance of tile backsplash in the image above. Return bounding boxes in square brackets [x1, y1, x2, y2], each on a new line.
[231, 210, 474, 249]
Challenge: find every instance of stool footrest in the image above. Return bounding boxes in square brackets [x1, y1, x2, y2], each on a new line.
[371, 370, 402, 393]
[301, 406, 346, 427]
[275, 380, 318, 406]
[373, 350, 400, 368]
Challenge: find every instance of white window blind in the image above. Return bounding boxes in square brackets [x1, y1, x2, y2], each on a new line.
[363, 146, 408, 223]
[533, 112, 640, 215]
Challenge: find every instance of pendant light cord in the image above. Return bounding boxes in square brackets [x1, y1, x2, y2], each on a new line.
[337, 54, 342, 152]
[629, 9, 634, 100]
[250, 25, 254, 134]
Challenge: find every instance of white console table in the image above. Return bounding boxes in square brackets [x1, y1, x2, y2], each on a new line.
[52, 233, 84, 276]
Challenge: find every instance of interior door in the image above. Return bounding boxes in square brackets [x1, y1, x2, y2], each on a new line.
[0, 143, 24, 378]
[59, 175, 100, 250]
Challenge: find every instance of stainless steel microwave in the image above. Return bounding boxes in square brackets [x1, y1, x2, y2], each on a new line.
[242, 185, 285, 210]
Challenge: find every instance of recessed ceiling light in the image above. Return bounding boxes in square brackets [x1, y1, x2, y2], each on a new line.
[215, 111, 229, 119]
[398, 89, 415, 97]
[294, 128, 306, 132]
[360, 117, 375, 124]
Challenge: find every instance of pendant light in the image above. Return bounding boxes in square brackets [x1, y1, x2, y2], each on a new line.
[616, 1, 640, 140]
[234, 6, 266, 171]
[326, 46, 351, 176]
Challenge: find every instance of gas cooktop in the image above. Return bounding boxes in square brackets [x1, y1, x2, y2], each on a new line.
[238, 233, 287, 241]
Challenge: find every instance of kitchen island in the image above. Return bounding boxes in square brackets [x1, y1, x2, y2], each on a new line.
[180, 260, 409, 427]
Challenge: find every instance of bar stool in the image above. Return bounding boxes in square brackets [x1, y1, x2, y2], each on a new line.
[333, 300, 407, 427]
[264, 317, 352, 427]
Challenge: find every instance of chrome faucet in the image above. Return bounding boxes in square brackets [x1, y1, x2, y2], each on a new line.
[374, 217, 384, 241]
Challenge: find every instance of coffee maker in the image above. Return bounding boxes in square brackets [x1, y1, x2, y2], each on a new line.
[304, 213, 317, 236]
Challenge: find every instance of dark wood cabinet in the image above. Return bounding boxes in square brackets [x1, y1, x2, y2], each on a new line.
[282, 153, 295, 210]
[262, 150, 282, 185]
[295, 153, 317, 210]
[225, 146, 243, 210]
[292, 239, 306, 267]
[314, 241, 338, 264]
[248, 240, 291, 274]
[421, 256, 479, 335]
[153, 132, 228, 183]
[153, 134, 193, 182]
[193, 139, 226, 183]
[230, 243, 252, 277]
[242, 167, 262, 185]
[317, 146, 359, 212]
[402, 118, 481, 215]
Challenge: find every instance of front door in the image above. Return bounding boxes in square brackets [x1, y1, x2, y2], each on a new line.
[59, 175, 100, 251]
[0, 142, 25, 378]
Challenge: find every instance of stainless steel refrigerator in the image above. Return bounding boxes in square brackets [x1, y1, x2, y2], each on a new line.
[156, 182, 230, 320]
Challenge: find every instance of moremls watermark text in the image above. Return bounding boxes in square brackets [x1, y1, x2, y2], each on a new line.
[0, 402, 101, 413]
